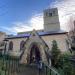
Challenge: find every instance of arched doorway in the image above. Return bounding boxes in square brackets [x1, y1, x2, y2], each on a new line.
[30, 44, 41, 64]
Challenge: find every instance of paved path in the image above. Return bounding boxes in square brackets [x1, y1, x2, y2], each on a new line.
[16, 64, 45, 75]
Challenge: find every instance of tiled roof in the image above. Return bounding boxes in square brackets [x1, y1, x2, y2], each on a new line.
[6, 30, 67, 39]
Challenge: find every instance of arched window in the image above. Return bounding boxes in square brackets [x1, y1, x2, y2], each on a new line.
[20, 41, 25, 51]
[8, 41, 13, 50]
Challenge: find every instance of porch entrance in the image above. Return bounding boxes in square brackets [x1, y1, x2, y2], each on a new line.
[30, 44, 41, 64]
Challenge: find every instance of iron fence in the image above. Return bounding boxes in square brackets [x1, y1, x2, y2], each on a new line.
[38, 62, 60, 75]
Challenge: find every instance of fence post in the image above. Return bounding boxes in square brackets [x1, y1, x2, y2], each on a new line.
[4, 55, 7, 75]
[50, 69, 51, 75]
[46, 66, 47, 75]
[8, 60, 9, 74]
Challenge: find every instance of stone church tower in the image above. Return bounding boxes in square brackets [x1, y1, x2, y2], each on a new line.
[44, 8, 60, 31]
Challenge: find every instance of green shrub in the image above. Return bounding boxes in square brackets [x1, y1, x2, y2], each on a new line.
[58, 53, 75, 75]
[51, 40, 61, 68]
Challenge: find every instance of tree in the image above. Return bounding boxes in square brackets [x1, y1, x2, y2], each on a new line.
[67, 16, 75, 53]
[58, 53, 75, 75]
[51, 40, 61, 68]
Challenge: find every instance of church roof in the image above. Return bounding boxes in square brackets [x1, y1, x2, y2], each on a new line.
[6, 30, 67, 39]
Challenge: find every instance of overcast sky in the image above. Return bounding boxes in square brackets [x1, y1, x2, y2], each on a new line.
[0, 0, 75, 34]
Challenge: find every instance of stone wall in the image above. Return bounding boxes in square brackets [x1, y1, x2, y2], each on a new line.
[42, 34, 68, 52]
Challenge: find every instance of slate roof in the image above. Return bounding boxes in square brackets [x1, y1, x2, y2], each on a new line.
[6, 30, 67, 39]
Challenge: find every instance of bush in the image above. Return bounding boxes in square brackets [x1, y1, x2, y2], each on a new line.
[51, 40, 61, 68]
[51, 40, 75, 75]
[58, 53, 75, 75]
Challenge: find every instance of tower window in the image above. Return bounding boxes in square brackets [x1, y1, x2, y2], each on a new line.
[53, 11, 55, 14]
[49, 13, 52, 17]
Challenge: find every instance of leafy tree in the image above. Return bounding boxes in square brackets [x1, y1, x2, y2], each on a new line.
[51, 40, 61, 68]
[58, 53, 75, 75]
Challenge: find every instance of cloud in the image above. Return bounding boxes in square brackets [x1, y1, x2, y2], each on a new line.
[13, 14, 44, 32]
[0, 13, 43, 34]
[1, 0, 75, 34]
[0, 26, 17, 34]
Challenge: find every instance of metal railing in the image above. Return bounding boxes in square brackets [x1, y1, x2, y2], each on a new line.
[0, 53, 20, 75]
[39, 62, 60, 75]
[0, 50, 60, 75]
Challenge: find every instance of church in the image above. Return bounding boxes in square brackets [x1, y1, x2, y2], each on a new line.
[0, 8, 68, 65]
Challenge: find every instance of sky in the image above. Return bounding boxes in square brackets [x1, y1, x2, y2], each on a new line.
[0, 0, 75, 34]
